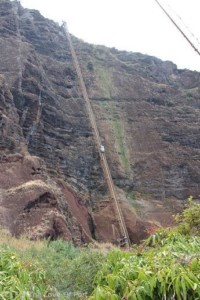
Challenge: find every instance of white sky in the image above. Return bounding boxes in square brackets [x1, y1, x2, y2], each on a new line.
[20, 0, 200, 71]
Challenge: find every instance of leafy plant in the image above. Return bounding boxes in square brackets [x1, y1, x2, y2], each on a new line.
[0, 246, 53, 299]
[19, 240, 105, 298]
[176, 197, 200, 235]
[63, 250, 105, 296]
[19, 240, 78, 295]
[90, 235, 200, 300]
[90, 200, 200, 300]
[0, 200, 200, 300]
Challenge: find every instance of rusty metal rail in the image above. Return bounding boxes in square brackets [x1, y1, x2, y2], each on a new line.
[63, 22, 130, 247]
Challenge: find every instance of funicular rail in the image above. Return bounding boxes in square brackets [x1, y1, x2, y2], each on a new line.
[63, 23, 130, 247]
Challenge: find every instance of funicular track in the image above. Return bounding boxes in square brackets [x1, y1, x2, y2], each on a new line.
[63, 23, 130, 247]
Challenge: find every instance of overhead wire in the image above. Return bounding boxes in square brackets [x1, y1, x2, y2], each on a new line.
[164, 1, 200, 49]
[154, 0, 200, 56]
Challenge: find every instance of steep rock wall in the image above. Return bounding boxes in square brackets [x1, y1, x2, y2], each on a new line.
[73, 42, 200, 200]
[0, 0, 199, 243]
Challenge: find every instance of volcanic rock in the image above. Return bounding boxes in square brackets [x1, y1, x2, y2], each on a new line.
[0, 0, 199, 244]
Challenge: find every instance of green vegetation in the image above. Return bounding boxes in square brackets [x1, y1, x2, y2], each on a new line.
[0, 239, 105, 299]
[0, 246, 52, 299]
[175, 196, 200, 236]
[183, 87, 199, 99]
[22, 240, 81, 296]
[24, 241, 104, 297]
[94, 55, 131, 174]
[126, 190, 137, 202]
[96, 64, 112, 98]
[125, 191, 146, 218]
[0, 199, 199, 299]
[90, 198, 200, 300]
[98, 99, 130, 174]
[90, 233, 200, 300]
[112, 114, 130, 174]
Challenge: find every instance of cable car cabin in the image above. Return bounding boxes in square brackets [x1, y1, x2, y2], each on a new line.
[119, 236, 128, 247]
[100, 145, 105, 153]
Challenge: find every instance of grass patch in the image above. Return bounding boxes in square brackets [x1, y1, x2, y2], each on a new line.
[95, 64, 112, 98]
[112, 107, 130, 175]
[113, 118, 128, 168]
[94, 55, 130, 174]
[0, 234, 105, 299]
[0, 228, 44, 252]
[126, 190, 136, 201]
[21, 240, 105, 297]
[97, 99, 131, 174]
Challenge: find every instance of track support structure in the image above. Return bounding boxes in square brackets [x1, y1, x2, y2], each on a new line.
[63, 22, 130, 247]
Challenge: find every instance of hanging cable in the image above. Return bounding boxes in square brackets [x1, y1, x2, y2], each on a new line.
[154, 0, 200, 56]
[165, 1, 200, 49]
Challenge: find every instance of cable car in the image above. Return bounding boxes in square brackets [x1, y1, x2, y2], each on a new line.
[100, 145, 105, 153]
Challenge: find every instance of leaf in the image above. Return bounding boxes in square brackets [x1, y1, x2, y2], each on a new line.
[181, 278, 187, 300]
[175, 276, 181, 300]
[193, 283, 197, 290]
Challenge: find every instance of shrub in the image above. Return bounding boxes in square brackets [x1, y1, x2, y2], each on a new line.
[90, 235, 200, 300]
[176, 197, 200, 235]
[20, 240, 79, 295]
[87, 62, 94, 71]
[90, 201, 200, 299]
[20, 240, 105, 298]
[0, 246, 53, 299]
[63, 250, 105, 296]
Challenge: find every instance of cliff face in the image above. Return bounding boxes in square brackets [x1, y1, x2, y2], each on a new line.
[78, 45, 200, 197]
[0, 0, 199, 243]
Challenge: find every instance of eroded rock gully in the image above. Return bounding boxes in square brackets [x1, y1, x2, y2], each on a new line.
[0, 0, 199, 244]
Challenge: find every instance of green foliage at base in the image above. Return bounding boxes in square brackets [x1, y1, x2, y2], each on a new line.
[90, 199, 200, 300]
[0, 246, 52, 299]
[22, 240, 80, 295]
[0, 240, 105, 299]
[19, 240, 105, 298]
[61, 250, 105, 296]
[0, 199, 199, 300]
[90, 234, 200, 300]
